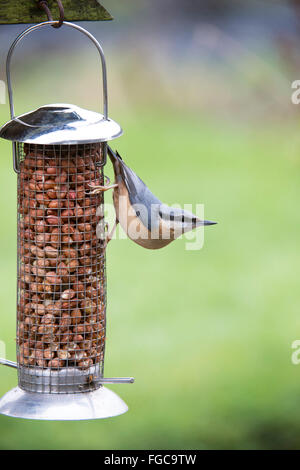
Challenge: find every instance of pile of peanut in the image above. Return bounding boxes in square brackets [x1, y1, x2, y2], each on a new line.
[17, 144, 106, 370]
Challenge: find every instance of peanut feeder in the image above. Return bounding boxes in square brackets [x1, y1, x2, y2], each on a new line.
[0, 21, 134, 421]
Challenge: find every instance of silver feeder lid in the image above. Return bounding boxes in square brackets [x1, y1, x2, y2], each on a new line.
[0, 103, 123, 145]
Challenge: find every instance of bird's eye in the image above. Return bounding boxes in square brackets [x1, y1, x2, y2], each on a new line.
[182, 215, 185, 222]
[169, 212, 175, 221]
[136, 210, 140, 217]
[192, 218, 197, 224]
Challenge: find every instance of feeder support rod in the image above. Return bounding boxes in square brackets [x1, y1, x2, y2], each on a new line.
[96, 377, 135, 384]
[0, 357, 134, 383]
[0, 358, 17, 369]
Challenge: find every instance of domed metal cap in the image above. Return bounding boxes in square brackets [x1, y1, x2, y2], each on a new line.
[0, 103, 123, 145]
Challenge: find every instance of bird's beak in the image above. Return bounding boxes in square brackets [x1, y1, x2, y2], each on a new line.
[195, 219, 217, 226]
[204, 220, 217, 226]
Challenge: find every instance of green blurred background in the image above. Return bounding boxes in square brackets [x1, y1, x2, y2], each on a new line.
[1, 0, 300, 450]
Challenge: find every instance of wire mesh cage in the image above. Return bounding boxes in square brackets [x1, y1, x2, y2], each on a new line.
[0, 21, 134, 421]
[17, 142, 106, 394]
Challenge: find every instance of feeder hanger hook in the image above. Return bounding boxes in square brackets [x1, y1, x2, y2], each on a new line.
[38, 0, 64, 29]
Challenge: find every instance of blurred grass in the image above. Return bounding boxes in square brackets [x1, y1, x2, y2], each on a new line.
[0, 42, 300, 448]
[0, 105, 300, 449]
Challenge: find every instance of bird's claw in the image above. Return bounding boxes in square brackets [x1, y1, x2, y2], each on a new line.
[101, 219, 119, 250]
[88, 176, 118, 194]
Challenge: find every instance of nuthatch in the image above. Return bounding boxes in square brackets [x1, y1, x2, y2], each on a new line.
[90, 146, 216, 249]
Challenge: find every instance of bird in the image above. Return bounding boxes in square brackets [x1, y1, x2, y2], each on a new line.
[90, 146, 217, 249]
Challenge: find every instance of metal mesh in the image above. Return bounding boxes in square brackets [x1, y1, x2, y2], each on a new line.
[16, 142, 106, 393]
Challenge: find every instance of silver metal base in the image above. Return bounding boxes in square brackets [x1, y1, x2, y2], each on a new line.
[0, 386, 128, 421]
[18, 364, 102, 394]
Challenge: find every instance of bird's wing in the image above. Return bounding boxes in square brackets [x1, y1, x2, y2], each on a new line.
[107, 147, 162, 230]
[119, 159, 163, 231]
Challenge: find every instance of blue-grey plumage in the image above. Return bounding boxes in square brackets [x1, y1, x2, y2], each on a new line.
[92, 146, 217, 249]
[108, 148, 162, 232]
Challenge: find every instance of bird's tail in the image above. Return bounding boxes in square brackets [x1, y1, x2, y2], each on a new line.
[107, 146, 125, 182]
[107, 146, 123, 162]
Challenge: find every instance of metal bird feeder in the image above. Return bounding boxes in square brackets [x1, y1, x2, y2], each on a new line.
[0, 21, 134, 420]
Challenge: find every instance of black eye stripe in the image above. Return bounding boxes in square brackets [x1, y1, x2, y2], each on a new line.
[159, 211, 191, 222]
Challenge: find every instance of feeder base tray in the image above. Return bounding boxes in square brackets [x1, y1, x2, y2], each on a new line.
[0, 386, 128, 420]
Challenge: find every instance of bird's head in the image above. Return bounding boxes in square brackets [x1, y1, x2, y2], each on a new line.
[158, 205, 217, 239]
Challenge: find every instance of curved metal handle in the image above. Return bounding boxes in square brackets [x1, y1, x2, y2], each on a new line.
[6, 21, 108, 173]
[7, 21, 108, 119]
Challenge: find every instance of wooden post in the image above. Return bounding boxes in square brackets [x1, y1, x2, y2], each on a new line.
[0, 0, 113, 24]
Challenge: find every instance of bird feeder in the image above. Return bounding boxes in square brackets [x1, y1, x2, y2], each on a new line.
[0, 21, 134, 421]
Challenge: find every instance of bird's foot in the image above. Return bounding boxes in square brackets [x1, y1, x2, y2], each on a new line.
[90, 184, 118, 194]
[88, 176, 118, 194]
[102, 219, 119, 249]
